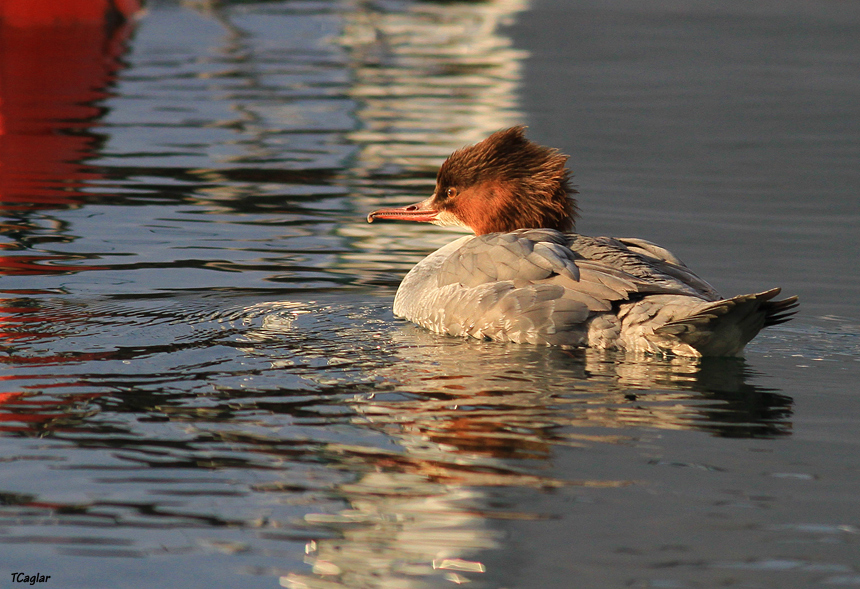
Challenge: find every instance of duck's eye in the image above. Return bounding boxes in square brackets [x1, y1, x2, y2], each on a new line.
[446, 187, 457, 198]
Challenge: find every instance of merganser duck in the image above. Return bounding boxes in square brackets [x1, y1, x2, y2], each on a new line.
[367, 127, 798, 356]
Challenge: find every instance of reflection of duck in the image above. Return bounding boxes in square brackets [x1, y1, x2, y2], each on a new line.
[357, 329, 794, 441]
[281, 326, 792, 588]
[368, 127, 799, 357]
[232, 300, 793, 439]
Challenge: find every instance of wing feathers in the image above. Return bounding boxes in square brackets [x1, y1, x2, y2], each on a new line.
[398, 229, 796, 354]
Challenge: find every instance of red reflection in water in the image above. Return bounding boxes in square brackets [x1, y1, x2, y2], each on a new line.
[0, 0, 140, 274]
[0, 0, 142, 430]
[0, 297, 119, 433]
[0, 0, 141, 210]
[0, 386, 108, 435]
[0, 254, 106, 275]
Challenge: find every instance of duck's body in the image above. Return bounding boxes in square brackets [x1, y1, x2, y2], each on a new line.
[391, 228, 794, 356]
[369, 127, 797, 357]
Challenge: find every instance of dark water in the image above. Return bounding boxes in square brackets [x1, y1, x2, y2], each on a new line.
[1, 1, 858, 588]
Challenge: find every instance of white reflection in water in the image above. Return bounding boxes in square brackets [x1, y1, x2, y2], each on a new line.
[340, 0, 529, 174]
[283, 472, 501, 588]
[337, 0, 533, 282]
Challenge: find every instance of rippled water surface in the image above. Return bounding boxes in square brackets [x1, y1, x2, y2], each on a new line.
[2, 1, 859, 587]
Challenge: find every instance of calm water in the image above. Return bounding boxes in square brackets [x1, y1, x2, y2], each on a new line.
[1, 1, 859, 588]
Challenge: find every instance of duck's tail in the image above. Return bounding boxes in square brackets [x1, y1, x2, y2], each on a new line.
[654, 288, 799, 356]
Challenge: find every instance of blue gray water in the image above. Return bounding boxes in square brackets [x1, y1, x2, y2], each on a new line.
[1, 1, 858, 588]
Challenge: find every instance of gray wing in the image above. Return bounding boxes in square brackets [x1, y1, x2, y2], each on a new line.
[567, 235, 722, 300]
[418, 230, 650, 345]
[399, 229, 719, 346]
[437, 229, 716, 303]
[612, 237, 722, 300]
[400, 231, 586, 345]
[436, 229, 579, 289]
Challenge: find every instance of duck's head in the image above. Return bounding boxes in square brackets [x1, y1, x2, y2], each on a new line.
[367, 126, 578, 235]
